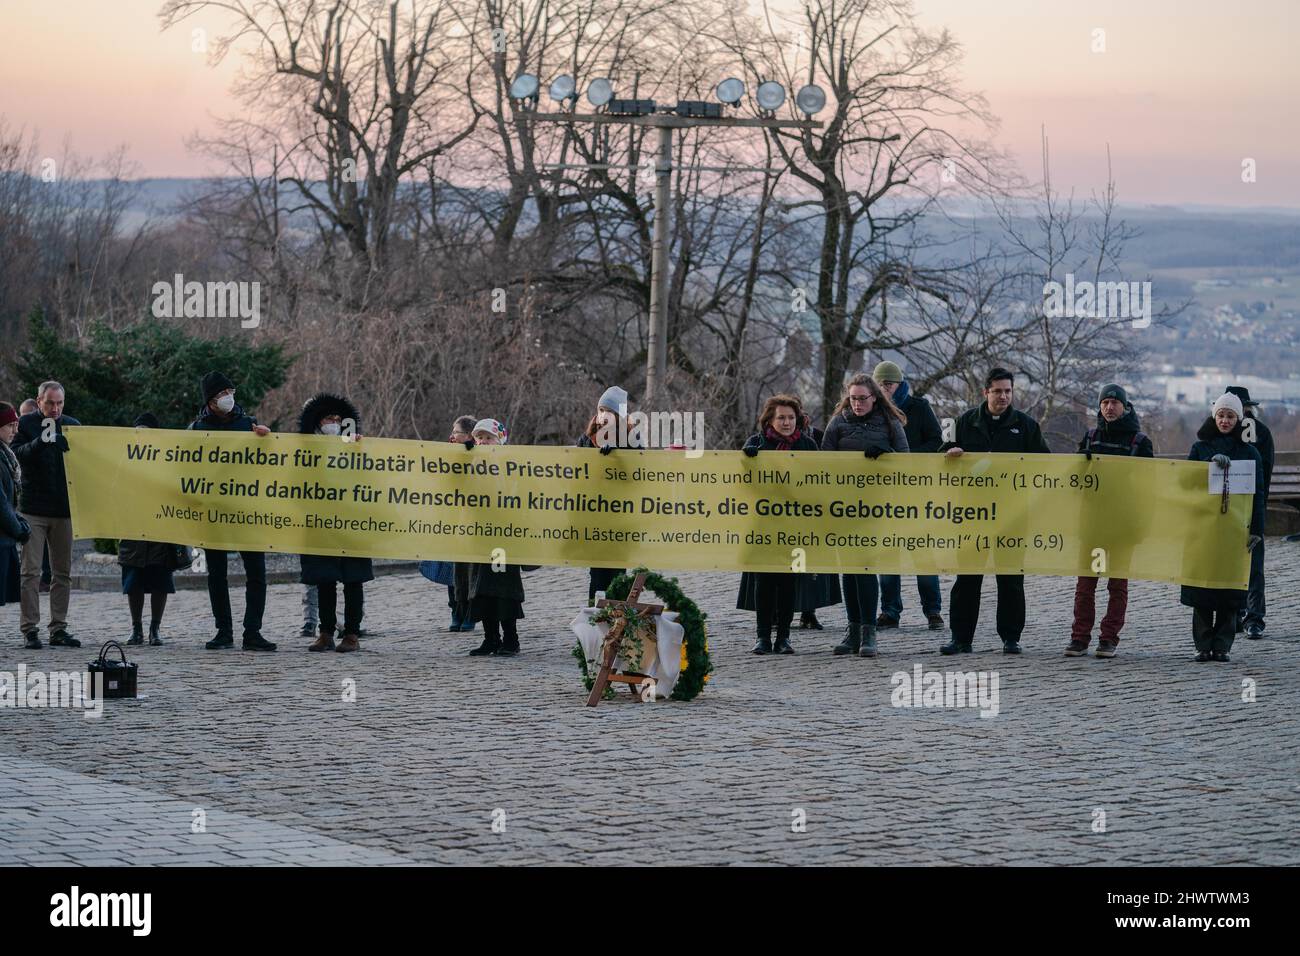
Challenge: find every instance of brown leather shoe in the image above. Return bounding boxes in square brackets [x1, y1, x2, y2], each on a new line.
[336, 633, 360, 653]
[308, 628, 336, 652]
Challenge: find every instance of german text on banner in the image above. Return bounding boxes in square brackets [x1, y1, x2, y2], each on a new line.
[63, 427, 1252, 588]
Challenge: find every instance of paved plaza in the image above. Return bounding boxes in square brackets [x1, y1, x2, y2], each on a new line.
[2, 545, 1299, 866]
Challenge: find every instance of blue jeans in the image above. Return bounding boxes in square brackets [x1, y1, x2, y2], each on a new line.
[878, 574, 942, 619]
[842, 573, 879, 626]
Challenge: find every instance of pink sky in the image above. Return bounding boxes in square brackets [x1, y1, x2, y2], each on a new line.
[4, 0, 1297, 207]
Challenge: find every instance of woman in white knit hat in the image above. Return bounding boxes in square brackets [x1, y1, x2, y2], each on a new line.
[1180, 392, 1266, 663]
[576, 386, 640, 604]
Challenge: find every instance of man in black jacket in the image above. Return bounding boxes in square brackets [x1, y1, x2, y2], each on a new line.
[939, 367, 1051, 654]
[1225, 386, 1273, 639]
[13, 381, 81, 649]
[1066, 385, 1154, 658]
[872, 361, 945, 630]
[187, 372, 276, 651]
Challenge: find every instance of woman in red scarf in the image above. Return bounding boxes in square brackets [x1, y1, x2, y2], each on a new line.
[736, 394, 820, 654]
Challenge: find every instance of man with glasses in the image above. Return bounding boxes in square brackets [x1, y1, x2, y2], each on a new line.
[939, 367, 1051, 655]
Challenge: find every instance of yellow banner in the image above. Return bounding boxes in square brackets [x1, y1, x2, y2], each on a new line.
[63, 426, 1252, 588]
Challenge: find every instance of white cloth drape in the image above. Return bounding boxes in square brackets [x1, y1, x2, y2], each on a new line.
[570, 590, 685, 699]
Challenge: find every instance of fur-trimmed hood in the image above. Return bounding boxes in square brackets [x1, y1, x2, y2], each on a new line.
[298, 392, 361, 435]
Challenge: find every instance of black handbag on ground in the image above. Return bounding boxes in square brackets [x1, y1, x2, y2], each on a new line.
[88, 641, 138, 700]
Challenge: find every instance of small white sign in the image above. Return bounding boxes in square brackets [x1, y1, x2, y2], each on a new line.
[1208, 457, 1256, 494]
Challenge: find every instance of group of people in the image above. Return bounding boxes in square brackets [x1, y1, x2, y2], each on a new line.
[1, 361, 1274, 665]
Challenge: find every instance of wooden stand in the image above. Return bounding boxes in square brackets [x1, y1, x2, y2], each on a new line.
[586, 572, 665, 707]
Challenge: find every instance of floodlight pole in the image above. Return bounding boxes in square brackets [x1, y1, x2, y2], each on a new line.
[520, 109, 823, 409]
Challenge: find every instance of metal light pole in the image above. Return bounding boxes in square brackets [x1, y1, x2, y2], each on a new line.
[519, 104, 823, 409]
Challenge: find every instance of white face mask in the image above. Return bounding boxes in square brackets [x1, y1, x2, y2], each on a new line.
[215, 393, 235, 413]
[320, 423, 341, 436]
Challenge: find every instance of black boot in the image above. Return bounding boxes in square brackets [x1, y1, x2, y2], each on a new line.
[498, 623, 520, 657]
[752, 620, 773, 655]
[858, 626, 878, 658]
[470, 621, 502, 656]
[242, 633, 277, 652]
[940, 637, 972, 655]
[833, 624, 861, 655]
[774, 621, 794, 655]
[49, 630, 81, 648]
[23, 631, 42, 649]
[126, 623, 145, 646]
[148, 624, 164, 647]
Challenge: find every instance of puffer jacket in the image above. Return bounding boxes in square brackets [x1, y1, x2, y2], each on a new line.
[296, 393, 375, 587]
[13, 411, 82, 517]
[821, 408, 909, 454]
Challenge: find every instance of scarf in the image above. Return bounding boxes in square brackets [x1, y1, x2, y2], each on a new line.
[764, 425, 802, 451]
[0, 441, 18, 494]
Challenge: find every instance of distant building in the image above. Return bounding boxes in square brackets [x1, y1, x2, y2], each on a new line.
[1149, 365, 1300, 410]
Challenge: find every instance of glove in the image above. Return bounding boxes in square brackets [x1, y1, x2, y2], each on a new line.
[1212, 454, 1231, 470]
[863, 445, 888, 459]
[462, 439, 475, 450]
[599, 445, 614, 456]
[1247, 534, 1262, 552]
[15, 521, 31, 544]
[742, 445, 759, 458]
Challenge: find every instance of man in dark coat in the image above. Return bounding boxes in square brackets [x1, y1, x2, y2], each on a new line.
[1181, 392, 1266, 662]
[939, 367, 1051, 655]
[187, 371, 276, 651]
[13, 381, 81, 648]
[298, 393, 374, 653]
[1225, 386, 1273, 639]
[1066, 384, 1154, 659]
[872, 361, 945, 631]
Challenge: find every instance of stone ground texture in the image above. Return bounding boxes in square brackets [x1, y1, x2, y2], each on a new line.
[2, 544, 1298, 866]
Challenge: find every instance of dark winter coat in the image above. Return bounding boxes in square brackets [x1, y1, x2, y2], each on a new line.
[294, 393, 375, 586]
[940, 403, 1051, 455]
[821, 408, 909, 454]
[1077, 405, 1155, 458]
[891, 381, 943, 453]
[736, 430, 841, 612]
[13, 411, 82, 517]
[0, 447, 28, 544]
[1179, 417, 1266, 612]
[118, 539, 178, 569]
[1244, 411, 1275, 494]
[187, 402, 259, 432]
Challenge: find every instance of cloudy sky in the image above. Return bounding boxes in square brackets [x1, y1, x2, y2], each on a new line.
[4, 0, 1296, 207]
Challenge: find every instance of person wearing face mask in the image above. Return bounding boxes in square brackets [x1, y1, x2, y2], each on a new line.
[458, 419, 527, 657]
[187, 371, 276, 651]
[576, 386, 640, 605]
[939, 367, 1050, 656]
[737, 394, 820, 655]
[297, 393, 374, 653]
[1181, 393, 1265, 663]
[1, 402, 30, 620]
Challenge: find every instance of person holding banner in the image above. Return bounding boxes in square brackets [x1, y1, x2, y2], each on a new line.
[188, 372, 276, 652]
[460, 419, 527, 657]
[577, 386, 639, 605]
[738, 394, 821, 655]
[1181, 392, 1266, 663]
[872, 361, 945, 632]
[118, 413, 180, 647]
[1065, 385, 1154, 659]
[940, 368, 1050, 655]
[822, 374, 909, 658]
[0, 402, 29, 619]
[298, 393, 374, 653]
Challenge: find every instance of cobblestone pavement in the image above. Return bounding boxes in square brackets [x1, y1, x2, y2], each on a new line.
[2, 543, 1298, 866]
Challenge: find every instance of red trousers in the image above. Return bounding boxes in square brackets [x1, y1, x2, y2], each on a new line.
[1072, 576, 1129, 645]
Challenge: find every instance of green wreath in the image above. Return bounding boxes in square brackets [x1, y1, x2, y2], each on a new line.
[572, 568, 713, 702]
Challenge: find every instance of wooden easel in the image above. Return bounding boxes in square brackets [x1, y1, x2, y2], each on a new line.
[586, 572, 665, 707]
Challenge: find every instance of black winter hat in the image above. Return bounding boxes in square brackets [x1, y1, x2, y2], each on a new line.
[201, 371, 235, 405]
[133, 412, 160, 429]
[1098, 383, 1127, 406]
[1225, 385, 1259, 407]
[297, 392, 361, 435]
